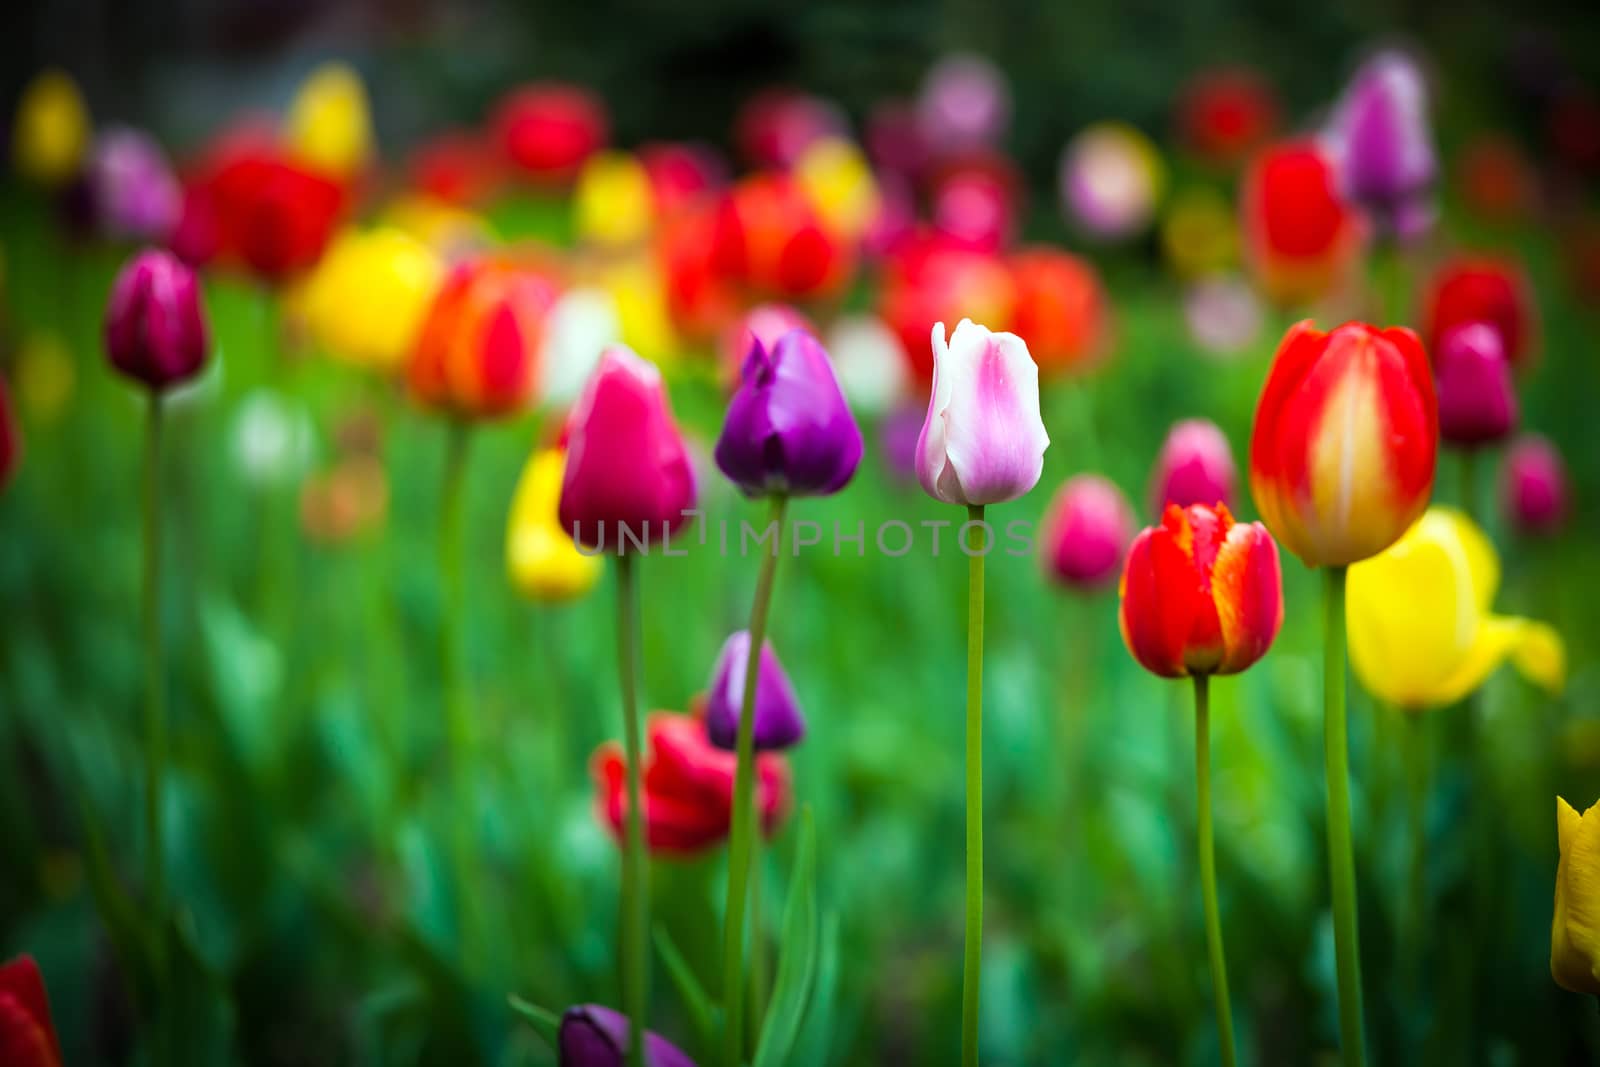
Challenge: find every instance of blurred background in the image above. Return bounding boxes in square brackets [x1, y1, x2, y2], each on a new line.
[3, 0, 1600, 1064]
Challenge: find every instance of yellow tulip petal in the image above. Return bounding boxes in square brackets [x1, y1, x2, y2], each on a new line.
[1511, 620, 1566, 697]
[1553, 797, 1600, 994]
[1431, 506, 1501, 612]
[1560, 800, 1600, 993]
[285, 62, 373, 178]
[506, 449, 604, 603]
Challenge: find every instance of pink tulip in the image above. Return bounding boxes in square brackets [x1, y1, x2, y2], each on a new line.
[1502, 434, 1569, 536]
[1041, 474, 1135, 590]
[1151, 418, 1237, 514]
[1436, 321, 1517, 447]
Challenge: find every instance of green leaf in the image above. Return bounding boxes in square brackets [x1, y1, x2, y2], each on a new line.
[753, 808, 818, 1067]
[788, 911, 840, 1067]
[654, 922, 719, 1046]
[508, 993, 563, 1050]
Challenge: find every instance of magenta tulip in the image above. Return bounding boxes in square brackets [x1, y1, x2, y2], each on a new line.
[104, 249, 210, 390]
[1151, 418, 1237, 513]
[1041, 474, 1135, 590]
[1436, 322, 1517, 447]
[1502, 434, 1569, 535]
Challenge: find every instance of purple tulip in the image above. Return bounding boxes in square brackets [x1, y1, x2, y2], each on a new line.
[1040, 474, 1135, 591]
[714, 330, 863, 498]
[918, 54, 1010, 153]
[878, 403, 924, 486]
[104, 249, 210, 390]
[1328, 51, 1436, 239]
[704, 630, 805, 752]
[1151, 418, 1237, 513]
[1502, 434, 1569, 536]
[557, 1004, 696, 1067]
[1436, 322, 1518, 447]
[87, 127, 182, 243]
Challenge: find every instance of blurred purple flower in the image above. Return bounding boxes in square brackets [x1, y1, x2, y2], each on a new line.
[558, 1004, 696, 1067]
[1328, 50, 1437, 240]
[1436, 322, 1517, 448]
[1502, 434, 1569, 536]
[1183, 277, 1262, 356]
[704, 630, 805, 752]
[87, 127, 182, 243]
[1059, 123, 1163, 241]
[878, 403, 925, 486]
[918, 54, 1010, 152]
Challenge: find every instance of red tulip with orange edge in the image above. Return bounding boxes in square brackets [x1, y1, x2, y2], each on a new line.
[1241, 140, 1363, 306]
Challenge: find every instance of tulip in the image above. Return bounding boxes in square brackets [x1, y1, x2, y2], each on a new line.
[1119, 503, 1283, 678]
[1007, 247, 1108, 375]
[382, 194, 493, 260]
[1152, 418, 1236, 513]
[1503, 434, 1570, 536]
[715, 330, 863, 499]
[1553, 797, 1600, 997]
[1249, 320, 1437, 568]
[574, 151, 654, 248]
[0, 955, 63, 1067]
[1161, 187, 1238, 279]
[719, 304, 811, 387]
[168, 181, 222, 268]
[230, 389, 314, 489]
[209, 150, 345, 284]
[658, 203, 737, 341]
[711, 174, 852, 300]
[86, 127, 183, 243]
[865, 99, 931, 180]
[0, 372, 19, 492]
[1183, 277, 1263, 357]
[640, 142, 725, 217]
[408, 131, 505, 206]
[12, 70, 89, 188]
[1434, 322, 1517, 448]
[1175, 67, 1281, 166]
[879, 232, 1016, 383]
[592, 711, 791, 854]
[917, 319, 1050, 507]
[1327, 50, 1437, 239]
[1456, 134, 1536, 225]
[284, 62, 374, 180]
[493, 84, 608, 187]
[1241, 140, 1363, 305]
[558, 1004, 697, 1067]
[930, 156, 1018, 253]
[1347, 506, 1563, 710]
[538, 287, 622, 408]
[734, 89, 845, 170]
[918, 53, 1011, 153]
[1040, 474, 1135, 591]
[559, 346, 697, 553]
[297, 227, 443, 372]
[825, 314, 911, 416]
[104, 249, 210, 391]
[1422, 256, 1536, 369]
[1058, 122, 1165, 241]
[795, 137, 881, 241]
[507, 447, 604, 603]
[596, 255, 680, 364]
[704, 631, 806, 751]
[408, 256, 558, 418]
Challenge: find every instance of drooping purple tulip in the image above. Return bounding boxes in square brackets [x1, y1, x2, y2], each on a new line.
[87, 126, 183, 243]
[1436, 321, 1518, 447]
[104, 249, 210, 390]
[1502, 434, 1569, 536]
[557, 1004, 697, 1067]
[1040, 474, 1135, 591]
[714, 330, 863, 498]
[704, 630, 805, 752]
[1150, 418, 1237, 513]
[1328, 50, 1437, 239]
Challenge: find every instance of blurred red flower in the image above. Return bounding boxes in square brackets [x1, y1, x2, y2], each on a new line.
[492, 84, 608, 187]
[1422, 255, 1537, 369]
[711, 173, 853, 301]
[1241, 140, 1363, 305]
[1176, 68, 1281, 166]
[1007, 247, 1108, 376]
[879, 230, 1016, 382]
[0, 955, 62, 1067]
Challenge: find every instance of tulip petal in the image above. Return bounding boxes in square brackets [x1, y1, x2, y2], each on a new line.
[1213, 520, 1284, 675]
[1562, 800, 1600, 993]
[935, 319, 1049, 505]
[1553, 797, 1596, 994]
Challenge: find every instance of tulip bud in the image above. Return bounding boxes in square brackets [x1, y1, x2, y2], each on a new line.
[918, 53, 1011, 154]
[12, 69, 89, 187]
[1435, 322, 1517, 447]
[87, 127, 182, 243]
[557, 1003, 696, 1067]
[297, 227, 443, 372]
[720, 304, 811, 387]
[916, 319, 1049, 507]
[711, 174, 851, 300]
[796, 137, 880, 241]
[0, 372, 19, 492]
[492, 84, 608, 187]
[1151, 418, 1237, 513]
[1503, 434, 1570, 536]
[1249, 320, 1437, 567]
[507, 448, 603, 603]
[574, 151, 654, 248]
[1058, 122, 1165, 241]
[0, 954, 63, 1067]
[715, 330, 863, 499]
[1007, 247, 1108, 375]
[1119, 503, 1284, 678]
[559, 347, 698, 552]
[210, 151, 345, 284]
[1423, 256, 1536, 369]
[1241, 140, 1364, 305]
[104, 249, 210, 390]
[704, 631, 805, 751]
[879, 233, 1016, 383]
[1554, 797, 1600, 997]
[284, 62, 374, 180]
[1327, 50, 1437, 239]
[1040, 474, 1135, 591]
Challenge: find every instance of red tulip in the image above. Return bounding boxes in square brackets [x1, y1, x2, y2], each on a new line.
[658, 202, 739, 342]
[1241, 140, 1363, 305]
[592, 711, 791, 855]
[734, 89, 844, 170]
[710, 174, 852, 301]
[105, 249, 211, 391]
[879, 230, 1015, 383]
[492, 84, 608, 187]
[1249, 320, 1437, 567]
[208, 149, 345, 284]
[0, 955, 63, 1067]
[1421, 255, 1537, 369]
[408, 131, 505, 206]
[1119, 502, 1283, 678]
[1007, 247, 1108, 376]
[1175, 67, 1281, 166]
[408, 255, 560, 418]
[640, 141, 726, 217]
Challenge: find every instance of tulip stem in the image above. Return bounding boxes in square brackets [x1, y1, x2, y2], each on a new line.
[616, 551, 648, 1067]
[1323, 566, 1367, 1066]
[438, 421, 482, 971]
[962, 503, 986, 1067]
[1460, 450, 1480, 524]
[1401, 710, 1430, 1019]
[721, 493, 789, 1067]
[1193, 674, 1237, 1067]
[141, 390, 170, 1057]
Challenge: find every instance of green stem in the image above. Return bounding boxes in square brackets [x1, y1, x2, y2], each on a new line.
[438, 421, 481, 969]
[1323, 566, 1367, 1066]
[616, 552, 648, 1067]
[721, 494, 788, 1067]
[1193, 675, 1236, 1067]
[962, 504, 986, 1067]
[748, 832, 768, 1037]
[142, 391, 169, 1058]
[1460, 450, 1480, 524]
[1401, 710, 1429, 1017]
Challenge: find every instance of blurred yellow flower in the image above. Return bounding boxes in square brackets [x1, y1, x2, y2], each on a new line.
[12, 69, 90, 186]
[574, 151, 654, 247]
[507, 447, 603, 602]
[296, 227, 443, 371]
[1347, 506, 1564, 710]
[382, 195, 494, 258]
[796, 137, 880, 240]
[1553, 796, 1600, 996]
[601, 255, 679, 362]
[1161, 186, 1237, 279]
[285, 62, 373, 178]
[15, 332, 76, 424]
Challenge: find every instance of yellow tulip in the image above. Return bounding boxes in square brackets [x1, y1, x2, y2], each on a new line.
[574, 151, 654, 247]
[599, 255, 679, 363]
[507, 448, 604, 602]
[1347, 506, 1564, 711]
[15, 332, 75, 424]
[285, 62, 373, 178]
[12, 69, 90, 186]
[297, 228, 443, 372]
[795, 137, 880, 240]
[1553, 796, 1600, 995]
